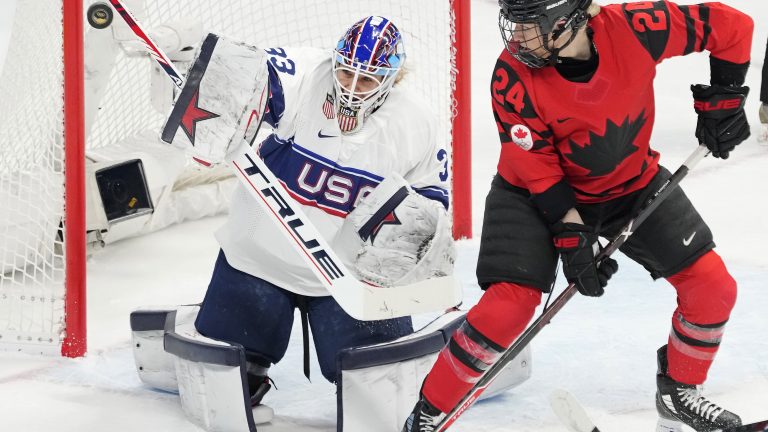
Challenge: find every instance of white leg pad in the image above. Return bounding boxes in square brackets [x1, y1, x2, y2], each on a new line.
[132, 305, 271, 430]
[251, 405, 275, 424]
[166, 313, 260, 432]
[336, 311, 532, 432]
[130, 305, 202, 392]
[130, 308, 179, 392]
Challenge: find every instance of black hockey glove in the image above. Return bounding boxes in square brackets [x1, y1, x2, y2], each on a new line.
[691, 84, 750, 159]
[552, 223, 618, 297]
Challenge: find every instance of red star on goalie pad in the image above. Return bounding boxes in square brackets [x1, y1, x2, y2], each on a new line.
[181, 90, 219, 145]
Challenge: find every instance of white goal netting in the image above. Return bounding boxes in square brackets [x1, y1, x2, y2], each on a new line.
[0, 0, 458, 355]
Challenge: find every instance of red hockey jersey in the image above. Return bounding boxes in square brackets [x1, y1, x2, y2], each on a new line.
[492, 1, 752, 207]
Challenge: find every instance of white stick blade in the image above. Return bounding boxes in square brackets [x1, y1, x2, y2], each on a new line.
[360, 275, 463, 320]
[549, 389, 598, 432]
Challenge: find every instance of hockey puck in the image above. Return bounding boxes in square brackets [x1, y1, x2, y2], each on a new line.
[87, 2, 114, 29]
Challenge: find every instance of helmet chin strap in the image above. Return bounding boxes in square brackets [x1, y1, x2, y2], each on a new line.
[545, 32, 574, 66]
[544, 12, 587, 66]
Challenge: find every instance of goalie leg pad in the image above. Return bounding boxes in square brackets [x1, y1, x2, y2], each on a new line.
[166, 314, 264, 432]
[132, 304, 273, 430]
[130, 308, 178, 392]
[336, 311, 531, 432]
[130, 305, 202, 392]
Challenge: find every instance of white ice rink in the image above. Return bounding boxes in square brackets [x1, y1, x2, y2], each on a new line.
[0, 0, 767, 431]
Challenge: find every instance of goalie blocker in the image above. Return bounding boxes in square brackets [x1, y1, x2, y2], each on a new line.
[130, 307, 531, 432]
[160, 33, 270, 165]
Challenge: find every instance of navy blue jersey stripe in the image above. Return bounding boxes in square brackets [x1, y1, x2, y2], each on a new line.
[263, 62, 286, 128]
[257, 135, 379, 216]
[292, 143, 385, 182]
[414, 187, 450, 209]
[257, 134, 447, 215]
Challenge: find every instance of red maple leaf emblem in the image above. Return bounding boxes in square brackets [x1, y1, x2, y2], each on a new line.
[513, 127, 529, 140]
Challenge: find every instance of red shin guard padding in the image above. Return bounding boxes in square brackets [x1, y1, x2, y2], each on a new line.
[665, 250, 737, 384]
[423, 282, 541, 413]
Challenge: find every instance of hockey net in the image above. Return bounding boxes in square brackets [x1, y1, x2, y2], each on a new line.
[0, 0, 470, 356]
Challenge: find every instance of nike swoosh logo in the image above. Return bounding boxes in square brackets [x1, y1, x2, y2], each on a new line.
[683, 232, 696, 246]
[555, 117, 573, 124]
[317, 130, 337, 138]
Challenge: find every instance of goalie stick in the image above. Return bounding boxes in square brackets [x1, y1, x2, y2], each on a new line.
[107, 0, 461, 321]
[550, 388, 768, 432]
[432, 145, 711, 431]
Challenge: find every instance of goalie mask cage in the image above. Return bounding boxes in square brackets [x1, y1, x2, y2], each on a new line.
[0, 0, 471, 357]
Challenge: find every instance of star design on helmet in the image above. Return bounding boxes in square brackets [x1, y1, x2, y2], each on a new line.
[181, 90, 219, 145]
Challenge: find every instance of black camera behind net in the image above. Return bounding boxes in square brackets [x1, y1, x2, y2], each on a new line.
[95, 159, 153, 223]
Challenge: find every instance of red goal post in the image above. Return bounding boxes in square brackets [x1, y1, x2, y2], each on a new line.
[0, 0, 471, 357]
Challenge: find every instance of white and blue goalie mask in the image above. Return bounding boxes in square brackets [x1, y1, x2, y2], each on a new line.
[332, 16, 405, 134]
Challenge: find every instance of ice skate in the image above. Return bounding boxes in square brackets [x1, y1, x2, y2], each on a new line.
[655, 346, 741, 432]
[248, 374, 275, 424]
[402, 395, 445, 432]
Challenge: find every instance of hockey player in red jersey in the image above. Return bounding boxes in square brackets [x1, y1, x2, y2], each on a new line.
[402, 1, 752, 431]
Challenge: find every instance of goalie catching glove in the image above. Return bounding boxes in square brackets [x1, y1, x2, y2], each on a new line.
[337, 174, 454, 287]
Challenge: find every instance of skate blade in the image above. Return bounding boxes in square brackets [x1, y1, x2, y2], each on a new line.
[656, 416, 704, 432]
[252, 404, 275, 424]
[657, 416, 686, 432]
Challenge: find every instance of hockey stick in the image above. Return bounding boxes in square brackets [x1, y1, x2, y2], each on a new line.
[107, 0, 461, 321]
[550, 388, 768, 432]
[434, 145, 711, 431]
[550, 389, 601, 432]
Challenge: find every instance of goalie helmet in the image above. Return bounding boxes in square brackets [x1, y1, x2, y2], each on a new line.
[499, 0, 591, 68]
[332, 16, 405, 134]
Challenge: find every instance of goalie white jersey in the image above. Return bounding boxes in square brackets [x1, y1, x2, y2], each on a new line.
[215, 47, 449, 297]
